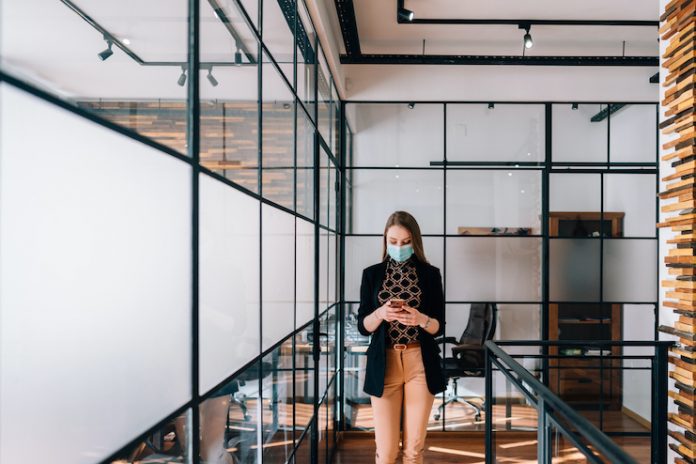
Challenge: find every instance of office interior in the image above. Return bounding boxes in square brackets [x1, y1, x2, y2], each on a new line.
[0, 0, 676, 463]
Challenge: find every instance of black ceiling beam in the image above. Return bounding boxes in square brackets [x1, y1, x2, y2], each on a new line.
[398, 18, 659, 27]
[334, 0, 361, 55]
[340, 54, 658, 66]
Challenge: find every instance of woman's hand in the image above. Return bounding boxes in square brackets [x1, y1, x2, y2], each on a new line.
[394, 305, 426, 327]
[375, 301, 405, 322]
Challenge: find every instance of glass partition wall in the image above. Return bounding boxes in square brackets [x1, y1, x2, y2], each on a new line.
[0, 0, 339, 463]
[342, 102, 659, 438]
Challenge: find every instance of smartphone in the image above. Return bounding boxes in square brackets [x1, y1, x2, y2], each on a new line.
[389, 299, 404, 309]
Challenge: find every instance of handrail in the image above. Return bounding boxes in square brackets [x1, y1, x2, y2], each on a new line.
[484, 340, 655, 464]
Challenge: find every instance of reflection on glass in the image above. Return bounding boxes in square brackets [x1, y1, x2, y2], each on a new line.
[2, 0, 189, 154]
[317, 398, 328, 464]
[262, 0, 295, 70]
[349, 103, 444, 167]
[552, 104, 608, 163]
[200, 0, 260, 191]
[550, 239, 600, 301]
[447, 170, 541, 235]
[351, 169, 444, 234]
[445, 237, 541, 302]
[317, 48, 332, 145]
[201, 363, 261, 464]
[319, 150, 330, 227]
[262, 337, 295, 463]
[447, 104, 545, 162]
[291, 425, 312, 463]
[343, 304, 371, 430]
[109, 410, 190, 464]
[262, 53, 295, 209]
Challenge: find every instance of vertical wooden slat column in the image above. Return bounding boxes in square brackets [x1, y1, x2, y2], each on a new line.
[658, 0, 696, 461]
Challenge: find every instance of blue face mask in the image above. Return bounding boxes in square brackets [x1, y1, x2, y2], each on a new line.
[387, 243, 414, 262]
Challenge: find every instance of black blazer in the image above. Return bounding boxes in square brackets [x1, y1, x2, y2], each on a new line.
[356, 257, 448, 397]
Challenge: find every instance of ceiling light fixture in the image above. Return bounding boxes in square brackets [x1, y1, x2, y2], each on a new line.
[572, 103, 579, 110]
[234, 42, 243, 65]
[519, 24, 534, 49]
[488, 102, 495, 109]
[207, 67, 219, 87]
[177, 66, 187, 87]
[408, 102, 415, 109]
[397, 0, 414, 22]
[98, 36, 114, 61]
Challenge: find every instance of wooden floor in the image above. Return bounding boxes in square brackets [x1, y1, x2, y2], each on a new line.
[333, 431, 651, 464]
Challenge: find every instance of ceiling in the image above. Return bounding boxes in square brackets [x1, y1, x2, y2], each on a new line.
[334, 0, 660, 64]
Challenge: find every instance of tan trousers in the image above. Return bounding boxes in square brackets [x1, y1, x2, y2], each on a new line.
[370, 346, 435, 464]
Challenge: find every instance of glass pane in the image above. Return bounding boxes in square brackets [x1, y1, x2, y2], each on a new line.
[296, 218, 315, 327]
[550, 239, 600, 301]
[320, 228, 329, 307]
[296, 0, 317, 117]
[447, 170, 541, 235]
[329, 163, 338, 231]
[261, 338, 295, 463]
[0, 84, 192, 464]
[609, 104, 657, 164]
[329, 233, 337, 303]
[447, 104, 545, 162]
[236, 0, 259, 30]
[262, 0, 295, 74]
[202, 365, 261, 464]
[317, 48, 331, 145]
[200, 174, 260, 394]
[552, 104, 608, 163]
[344, 236, 444, 301]
[331, 81, 340, 157]
[317, 399, 328, 464]
[351, 169, 444, 234]
[201, 0, 260, 192]
[262, 205, 296, 352]
[319, 150, 330, 226]
[350, 103, 444, 167]
[445, 237, 542, 302]
[108, 410, 191, 464]
[604, 174, 656, 237]
[621, 305, 655, 434]
[296, 106, 315, 219]
[1, 0, 188, 154]
[292, 427, 312, 463]
[262, 54, 295, 209]
[603, 239, 657, 302]
[294, 328, 314, 434]
[550, 173, 602, 238]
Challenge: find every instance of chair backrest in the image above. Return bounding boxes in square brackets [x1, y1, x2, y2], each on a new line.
[457, 303, 498, 346]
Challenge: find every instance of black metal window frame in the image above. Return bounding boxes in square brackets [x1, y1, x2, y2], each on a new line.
[338, 100, 660, 432]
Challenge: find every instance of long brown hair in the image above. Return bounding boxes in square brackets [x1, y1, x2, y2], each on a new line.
[381, 211, 429, 263]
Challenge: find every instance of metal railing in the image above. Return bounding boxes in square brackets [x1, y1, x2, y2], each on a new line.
[484, 340, 672, 464]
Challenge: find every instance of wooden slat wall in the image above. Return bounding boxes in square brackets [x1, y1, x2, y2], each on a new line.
[658, 0, 696, 462]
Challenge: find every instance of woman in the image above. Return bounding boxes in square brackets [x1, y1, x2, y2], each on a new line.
[357, 211, 447, 464]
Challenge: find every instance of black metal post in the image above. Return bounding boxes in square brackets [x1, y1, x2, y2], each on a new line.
[651, 344, 669, 464]
[485, 349, 494, 464]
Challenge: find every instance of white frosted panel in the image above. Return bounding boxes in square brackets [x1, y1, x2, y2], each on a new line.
[550, 239, 600, 301]
[0, 84, 191, 464]
[352, 169, 443, 234]
[610, 104, 657, 163]
[262, 205, 295, 351]
[447, 104, 545, 162]
[445, 238, 541, 301]
[552, 104, 607, 163]
[320, 230, 329, 307]
[604, 174, 656, 237]
[603, 240, 657, 302]
[199, 174, 260, 394]
[447, 170, 541, 234]
[352, 103, 444, 166]
[550, 173, 600, 212]
[622, 305, 654, 422]
[345, 236, 444, 301]
[296, 218, 315, 327]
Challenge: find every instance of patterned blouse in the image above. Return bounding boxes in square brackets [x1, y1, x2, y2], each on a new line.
[377, 255, 422, 345]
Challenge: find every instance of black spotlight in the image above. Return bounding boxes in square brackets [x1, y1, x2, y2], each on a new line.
[207, 67, 219, 87]
[177, 66, 187, 87]
[98, 38, 114, 61]
[523, 30, 533, 49]
[572, 103, 579, 110]
[235, 49, 243, 65]
[488, 102, 495, 109]
[408, 102, 415, 109]
[397, 0, 414, 21]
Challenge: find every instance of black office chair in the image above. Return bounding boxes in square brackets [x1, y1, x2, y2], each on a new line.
[434, 302, 498, 421]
